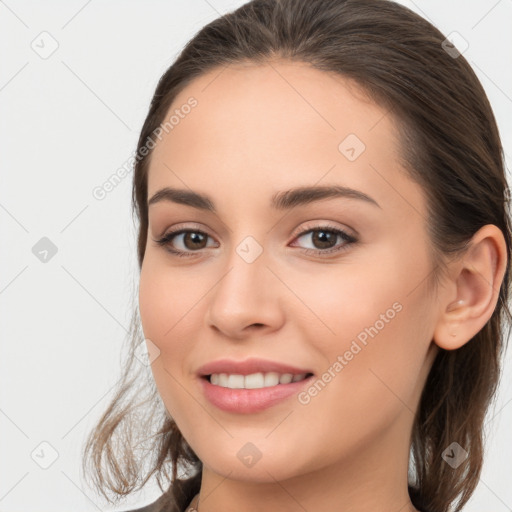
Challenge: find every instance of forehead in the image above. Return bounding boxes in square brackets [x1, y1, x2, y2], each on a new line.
[147, 60, 423, 216]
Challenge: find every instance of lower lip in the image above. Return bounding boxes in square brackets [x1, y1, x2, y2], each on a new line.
[199, 376, 314, 414]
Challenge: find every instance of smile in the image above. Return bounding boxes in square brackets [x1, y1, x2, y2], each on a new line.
[208, 372, 311, 389]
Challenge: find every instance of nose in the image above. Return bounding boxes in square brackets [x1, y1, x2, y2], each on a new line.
[204, 244, 285, 340]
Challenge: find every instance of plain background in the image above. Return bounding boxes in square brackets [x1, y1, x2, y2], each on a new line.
[1, 1, 511, 510]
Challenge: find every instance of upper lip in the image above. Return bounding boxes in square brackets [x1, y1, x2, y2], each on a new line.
[196, 357, 314, 377]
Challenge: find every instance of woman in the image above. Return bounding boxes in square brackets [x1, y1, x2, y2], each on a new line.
[82, 1, 512, 511]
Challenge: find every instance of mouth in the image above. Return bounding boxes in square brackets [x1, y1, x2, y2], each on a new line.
[203, 371, 314, 389]
[199, 372, 315, 414]
[196, 358, 316, 413]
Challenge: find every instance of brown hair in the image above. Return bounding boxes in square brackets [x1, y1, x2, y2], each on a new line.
[82, 1, 512, 511]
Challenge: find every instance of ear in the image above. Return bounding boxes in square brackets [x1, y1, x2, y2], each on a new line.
[433, 224, 508, 350]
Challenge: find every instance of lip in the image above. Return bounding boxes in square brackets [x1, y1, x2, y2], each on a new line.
[199, 375, 314, 414]
[196, 357, 314, 377]
[196, 357, 315, 414]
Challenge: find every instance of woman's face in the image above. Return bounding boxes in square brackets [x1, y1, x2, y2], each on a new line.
[139, 61, 441, 483]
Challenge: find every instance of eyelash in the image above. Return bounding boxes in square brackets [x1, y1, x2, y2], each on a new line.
[152, 223, 357, 258]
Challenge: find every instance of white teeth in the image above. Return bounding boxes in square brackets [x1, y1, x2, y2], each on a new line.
[227, 374, 245, 388]
[279, 373, 293, 384]
[217, 373, 229, 387]
[245, 373, 265, 389]
[264, 372, 279, 387]
[208, 372, 309, 389]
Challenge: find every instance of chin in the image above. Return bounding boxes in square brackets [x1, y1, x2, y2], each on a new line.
[194, 437, 314, 483]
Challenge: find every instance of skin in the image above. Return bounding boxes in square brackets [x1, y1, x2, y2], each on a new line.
[138, 60, 507, 512]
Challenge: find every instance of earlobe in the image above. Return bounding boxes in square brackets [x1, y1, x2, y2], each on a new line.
[433, 224, 508, 351]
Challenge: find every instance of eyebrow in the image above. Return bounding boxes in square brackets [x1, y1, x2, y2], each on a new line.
[147, 185, 381, 211]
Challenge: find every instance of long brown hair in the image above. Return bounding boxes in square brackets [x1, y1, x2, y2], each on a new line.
[82, 1, 512, 511]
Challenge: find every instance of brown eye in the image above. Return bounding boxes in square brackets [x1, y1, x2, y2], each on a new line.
[292, 225, 357, 256]
[310, 230, 338, 249]
[181, 231, 208, 250]
[153, 229, 218, 257]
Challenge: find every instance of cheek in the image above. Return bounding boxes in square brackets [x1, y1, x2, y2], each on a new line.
[138, 258, 209, 414]
[282, 258, 401, 348]
[138, 257, 200, 345]
[139, 264, 191, 400]
[139, 262, 196, 421]
[293, 250, 433, 405]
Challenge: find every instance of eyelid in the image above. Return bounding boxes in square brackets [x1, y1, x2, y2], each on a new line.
[157, 220, 354, 242]
[155, 222, 214, 240]
[290, 219, 356, 239]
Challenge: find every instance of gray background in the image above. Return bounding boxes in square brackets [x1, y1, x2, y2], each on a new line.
[1, 0, 511, 510]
